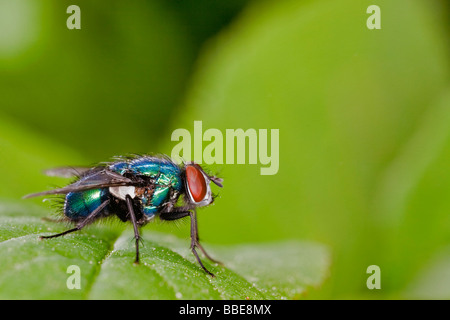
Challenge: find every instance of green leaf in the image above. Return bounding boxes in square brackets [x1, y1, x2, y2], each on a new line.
[0, 202, 330, 299]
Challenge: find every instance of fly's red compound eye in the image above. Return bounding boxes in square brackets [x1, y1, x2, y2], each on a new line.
[186, 165, 207, 203]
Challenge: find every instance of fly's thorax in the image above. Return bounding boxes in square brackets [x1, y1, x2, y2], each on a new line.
[106, 156, 185, 218]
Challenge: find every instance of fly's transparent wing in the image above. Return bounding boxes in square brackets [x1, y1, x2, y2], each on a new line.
[23, 169, 134, 199]
[44, 166, 92, 178]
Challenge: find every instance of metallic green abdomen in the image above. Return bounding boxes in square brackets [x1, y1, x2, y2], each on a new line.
[64, 188, 108, 219]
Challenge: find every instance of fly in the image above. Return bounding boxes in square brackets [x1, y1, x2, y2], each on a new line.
[24, 154, 224, 277]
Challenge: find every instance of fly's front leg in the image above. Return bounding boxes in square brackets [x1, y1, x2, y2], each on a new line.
[160, 207, 220, 277]
[189, 209, 222, 277]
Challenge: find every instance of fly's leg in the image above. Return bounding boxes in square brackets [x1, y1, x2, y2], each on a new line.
[40, 199, 110, 239]
[160, 207, 221, 277]
[189, 208, 223, 276]
[189, 209, 215, 277]
[125, 195, 141, 264]
[189, 209, 222, 265]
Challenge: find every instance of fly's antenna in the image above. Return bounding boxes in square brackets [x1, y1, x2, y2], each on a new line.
[209, 176, 223, 188]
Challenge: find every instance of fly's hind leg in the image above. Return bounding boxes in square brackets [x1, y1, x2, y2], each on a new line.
[40, 199, 110, 240]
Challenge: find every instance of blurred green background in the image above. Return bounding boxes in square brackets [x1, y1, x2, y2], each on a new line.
[0, 0, 449, 299]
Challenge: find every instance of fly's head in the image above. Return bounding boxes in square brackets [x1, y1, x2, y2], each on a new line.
[183, 162, 223, 208]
